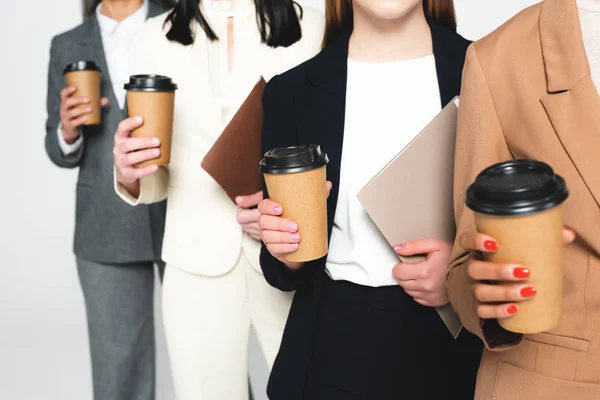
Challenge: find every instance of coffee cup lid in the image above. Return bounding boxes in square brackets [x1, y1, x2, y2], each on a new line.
[124, 74, 178, 92]
[259, 145, 329, 174]
[466, 160, 569, 216]
[63, 60, 100, 74]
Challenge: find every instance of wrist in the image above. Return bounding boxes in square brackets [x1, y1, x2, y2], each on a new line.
[119, 179, 140, 198]
[282, 259, 304, 270]
[61, 126, 80, 144]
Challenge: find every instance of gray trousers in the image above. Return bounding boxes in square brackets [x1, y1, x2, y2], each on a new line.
[77, 258, 165, 400]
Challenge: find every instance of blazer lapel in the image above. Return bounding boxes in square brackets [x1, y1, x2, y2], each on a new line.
[539, 0, 600, 209]
[298, 33, 350, 238]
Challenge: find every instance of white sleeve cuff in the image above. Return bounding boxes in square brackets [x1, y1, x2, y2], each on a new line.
[57, 123, 83, 155]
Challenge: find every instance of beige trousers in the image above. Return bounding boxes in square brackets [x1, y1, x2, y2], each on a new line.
[162, 251, 293, 400]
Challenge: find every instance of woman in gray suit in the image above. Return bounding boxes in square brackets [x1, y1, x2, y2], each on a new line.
[44, 1, 172, 399]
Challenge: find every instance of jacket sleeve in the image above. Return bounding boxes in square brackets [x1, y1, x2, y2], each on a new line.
[45, 37, 84, 168]
[259, 75, 326, 292]
[447, 44, 524, 350]
[113, 21, 169, 206]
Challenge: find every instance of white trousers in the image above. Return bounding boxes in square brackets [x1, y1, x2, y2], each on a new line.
[162, 251, 293, 400]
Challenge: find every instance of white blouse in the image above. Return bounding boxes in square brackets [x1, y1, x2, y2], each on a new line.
[326, 56, 442, 287]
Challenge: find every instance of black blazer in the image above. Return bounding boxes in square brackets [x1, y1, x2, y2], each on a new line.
[261, 21, 482, 400]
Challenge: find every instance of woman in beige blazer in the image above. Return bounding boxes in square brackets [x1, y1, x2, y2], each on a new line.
[448, 0, 600, 398]
[110, 1, 324, 398]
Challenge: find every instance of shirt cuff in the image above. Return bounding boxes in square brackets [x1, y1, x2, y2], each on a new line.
[57, 123, 83, 155]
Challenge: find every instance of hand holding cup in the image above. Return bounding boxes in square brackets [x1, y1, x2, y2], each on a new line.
[59, 86, 108, 144]
[258, 181, 332, 270]
[113, 116, 161, 196]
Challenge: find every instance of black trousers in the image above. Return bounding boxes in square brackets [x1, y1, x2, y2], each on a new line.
[304, 275, 480, 400]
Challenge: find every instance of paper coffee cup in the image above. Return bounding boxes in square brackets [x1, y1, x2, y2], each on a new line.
[260, 145, 329, 263]
[64, 61, 101, 125]
[466, 160, 569, 334]
[125, 75, 178, 166]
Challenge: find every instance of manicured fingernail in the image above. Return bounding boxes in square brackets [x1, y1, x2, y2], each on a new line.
[289, 233, 300, 241]
[520, 286, 536, 298]
[507, 304, 518, 314]
[484, 240, 498, 251]
[289, 243, 299, 250]
[86, 107, 92, 112]
[393, 244, 405, 252]
[513, 267, 530, 279]
[134, 116, 143, 123]
[273, 206, 282, 213]
[235, 196, 243, 204]
[151, 138, 160, 145]
[150, 165, 158, 171]
[287, 222, 298, 231]
[152, 149, 160, 156]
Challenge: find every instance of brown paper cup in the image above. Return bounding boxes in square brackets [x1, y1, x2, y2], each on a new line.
[126, 91, 175, 166]
[466, 160, 569, 334]
[475, 206, 564, 334]
[65, 70, 101, 125]
[264, 166, 328, 263]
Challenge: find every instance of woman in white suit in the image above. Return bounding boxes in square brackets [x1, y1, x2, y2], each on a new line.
[111, 0, 324, 398]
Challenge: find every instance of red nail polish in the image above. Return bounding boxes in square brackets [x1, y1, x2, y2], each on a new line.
[484, 240, 498, 251]
[506, 304, 518, 314]
[520, 286, 537, 298]
[513, 267, 530, 279]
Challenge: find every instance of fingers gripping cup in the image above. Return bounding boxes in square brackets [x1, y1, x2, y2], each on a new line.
[260, 145, 329, 263]
[466, 160, 569, 334]
[125, 75, 178, 166]
[64, 61, 101, 125]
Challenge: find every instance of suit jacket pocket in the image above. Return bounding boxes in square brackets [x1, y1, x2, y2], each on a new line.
[525, 332, 590, 352]
[491, 361, 600, 400]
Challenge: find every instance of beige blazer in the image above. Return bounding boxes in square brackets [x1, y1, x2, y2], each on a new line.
[116, 6, 324, 276]
[447, 0, 600, 398]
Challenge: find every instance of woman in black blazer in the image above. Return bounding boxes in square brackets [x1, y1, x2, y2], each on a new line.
[257, 0, 482, 399]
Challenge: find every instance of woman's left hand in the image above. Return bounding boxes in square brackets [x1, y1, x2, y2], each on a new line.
[235, 191, 263, 241]
[391, 239, 452, 307]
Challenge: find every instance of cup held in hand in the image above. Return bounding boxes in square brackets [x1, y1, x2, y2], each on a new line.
[466, 159, 569, 334]
[260, 145, 329, 262]
[125, 75, 178, 167]
[64, 61, 101, 125]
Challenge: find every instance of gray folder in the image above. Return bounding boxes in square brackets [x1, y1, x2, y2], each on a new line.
[357, 97, 463, 338]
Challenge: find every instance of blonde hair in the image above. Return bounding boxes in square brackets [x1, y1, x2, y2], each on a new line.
[323, 0, 457, 47]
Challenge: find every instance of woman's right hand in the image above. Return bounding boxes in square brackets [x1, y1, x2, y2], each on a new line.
[60, 86, 108, 144]
[460, 227, 576, 320]
[113, 116, 160, 196]
[258, 181, 332, 270]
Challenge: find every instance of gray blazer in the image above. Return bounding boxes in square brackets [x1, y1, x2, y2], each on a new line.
[45, 1, 167, 264]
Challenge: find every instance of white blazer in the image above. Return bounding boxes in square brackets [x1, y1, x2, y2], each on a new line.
[116, 3, 325, 276]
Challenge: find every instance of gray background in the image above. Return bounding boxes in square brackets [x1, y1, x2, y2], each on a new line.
[0, 0, 538, 399]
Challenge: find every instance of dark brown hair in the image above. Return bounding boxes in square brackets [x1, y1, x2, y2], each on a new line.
[164, 0, 303, 47]
[323, 0, 457, 47]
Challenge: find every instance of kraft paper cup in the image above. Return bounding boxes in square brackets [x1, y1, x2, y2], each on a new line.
[64, 61, 101, 125]
[466, 160, 569, 334]
[125, 75, 178, 167]
[260, 145, 329, 263]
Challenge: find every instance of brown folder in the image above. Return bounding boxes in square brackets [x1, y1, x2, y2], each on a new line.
[357, 97, 463, 338]
[201, 77, 266, 203]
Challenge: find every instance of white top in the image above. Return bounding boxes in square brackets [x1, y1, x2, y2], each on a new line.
[57, 0, 148, 155]
[578, 0, 600, 91]
[114, 4, 325, 276]
[325, 56, 441, 287]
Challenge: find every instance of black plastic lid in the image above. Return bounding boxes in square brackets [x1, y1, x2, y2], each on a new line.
[259, 145, 329, 174]
[63, 60, 100, 74]
[466, 160, 569, 216]
[124, 74, 178, 92]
